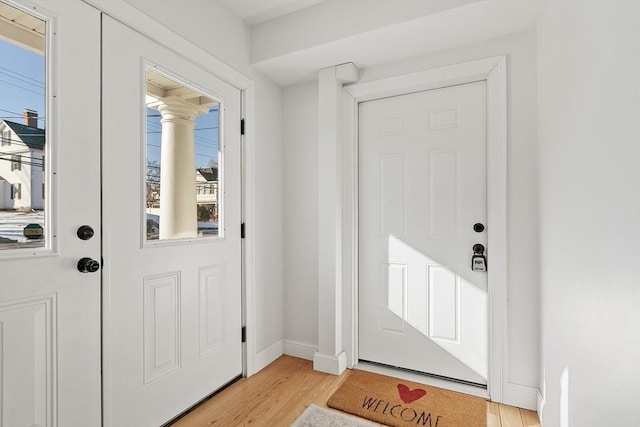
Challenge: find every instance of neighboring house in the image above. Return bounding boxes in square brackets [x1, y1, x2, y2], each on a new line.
[145, 166, 218, 213]
[0, 115, 45, 211]
[145, 167, 218, 238]
[196, 166, 218, 221]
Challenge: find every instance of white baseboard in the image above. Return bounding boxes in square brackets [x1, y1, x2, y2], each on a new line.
[313, 351, 347, 375]
[250, 339, 283, 376]
[283, 339, 318, 361]
[501, 382, 539, 411]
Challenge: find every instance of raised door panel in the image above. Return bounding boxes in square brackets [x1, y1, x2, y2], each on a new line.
[0, 295, 55, 427]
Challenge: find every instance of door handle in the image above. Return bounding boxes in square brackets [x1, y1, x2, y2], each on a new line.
[77, 257, 100, 273]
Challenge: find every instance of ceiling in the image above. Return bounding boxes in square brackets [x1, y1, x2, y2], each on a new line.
[220, 0, 325, 25]
[231, 0, 542, 86]
[0, 2, 45, 53]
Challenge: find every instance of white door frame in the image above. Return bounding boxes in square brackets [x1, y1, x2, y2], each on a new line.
[83, 0, 259, 377]
[341, 56, 507, 402]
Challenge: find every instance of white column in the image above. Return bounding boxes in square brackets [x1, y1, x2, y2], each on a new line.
[149, 96, 208, 239]
[314, 63, 358, 375]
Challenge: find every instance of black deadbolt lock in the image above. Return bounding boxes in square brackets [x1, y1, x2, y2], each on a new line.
[77, 225, 95, 240]
[473, 223, 485, 233]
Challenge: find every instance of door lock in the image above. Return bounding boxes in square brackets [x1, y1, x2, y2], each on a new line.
[473, 223, 485, 233]
[77, 225, 95, 240]
[471, 243, 487, 272]
[77, 257, 100, 273]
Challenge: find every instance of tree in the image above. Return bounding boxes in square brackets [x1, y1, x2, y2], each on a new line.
[146, 158, 160, 208]
[197, 204, 211, 222]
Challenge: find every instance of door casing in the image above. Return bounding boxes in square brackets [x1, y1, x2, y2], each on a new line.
[341, 56, 508, 403]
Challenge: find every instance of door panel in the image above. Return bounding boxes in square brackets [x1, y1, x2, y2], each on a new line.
[102, 16, 242, 426]
[359, 81, 488, 385]
[0, 1, 101, 425]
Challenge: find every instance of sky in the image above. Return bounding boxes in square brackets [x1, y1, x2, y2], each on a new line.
[0, 38, 45, 127]
[0, 37, 219, 169]
[146, 106, 219, 169]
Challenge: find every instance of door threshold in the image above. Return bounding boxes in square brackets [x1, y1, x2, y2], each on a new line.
[355, 360, 490, 400]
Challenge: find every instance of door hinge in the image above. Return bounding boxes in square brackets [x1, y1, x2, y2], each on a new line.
[241, 326, 246, 343]
[240, 118, 245, 135]
[241, 222, 245, 239]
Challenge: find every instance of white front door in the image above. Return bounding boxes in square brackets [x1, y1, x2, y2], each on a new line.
[358, 81, 488, 386]
[0, 1, 101, 425]
[101, 17, 243, 426]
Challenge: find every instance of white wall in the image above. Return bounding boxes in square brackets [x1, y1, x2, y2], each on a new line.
[537, 2, 640, 426]
[283, 80, 319, 351]
[282, 31, 540, 406]
[124, 0, 284, 370]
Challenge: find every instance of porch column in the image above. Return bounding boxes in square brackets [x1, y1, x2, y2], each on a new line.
[315, 62, 358, 375]
[149, 96, 208, 239]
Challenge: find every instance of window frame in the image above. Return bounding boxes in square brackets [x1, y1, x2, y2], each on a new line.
[1, 130, 11, 146]
[11, 154, 21, 171]
[11, 183, 21, 200]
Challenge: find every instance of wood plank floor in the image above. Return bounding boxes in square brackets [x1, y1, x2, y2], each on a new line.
[171, 355, 540, 427]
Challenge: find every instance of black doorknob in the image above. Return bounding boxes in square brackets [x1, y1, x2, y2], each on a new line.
[473, 223, 485, 233]
[77, 257, 100, 273]
[77, 225, 95, 240]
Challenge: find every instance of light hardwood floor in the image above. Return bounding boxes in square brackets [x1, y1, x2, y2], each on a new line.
[171, 355, 540, 427]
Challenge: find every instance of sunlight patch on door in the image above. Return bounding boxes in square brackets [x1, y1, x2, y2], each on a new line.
[384, 235, 488, 380]
[0, 2, 46, 251]
[144, 67, 221, 242]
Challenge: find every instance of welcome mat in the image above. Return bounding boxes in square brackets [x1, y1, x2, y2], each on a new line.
[327, 370, 486, 427]
[291, 404, 377, 427]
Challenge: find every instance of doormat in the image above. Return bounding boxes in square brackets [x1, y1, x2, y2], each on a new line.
[327, 370, 486, 427]
[291, 404, 376, 427]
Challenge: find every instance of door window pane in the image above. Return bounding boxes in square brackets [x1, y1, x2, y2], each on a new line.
[145, 67, 221, 241]
[0, 2, 46, 250]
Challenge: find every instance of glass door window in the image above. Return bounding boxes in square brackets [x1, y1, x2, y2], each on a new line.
[145, 67, 222, 241]
[0, 2, 46, 250]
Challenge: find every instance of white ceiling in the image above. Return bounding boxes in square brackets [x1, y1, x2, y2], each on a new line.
[220, 0, 325, 25]
[218, 0, 543, 87]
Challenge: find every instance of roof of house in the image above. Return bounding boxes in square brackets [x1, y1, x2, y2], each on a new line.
[197, 167, 218, 181]
[2, 120, 45, 150]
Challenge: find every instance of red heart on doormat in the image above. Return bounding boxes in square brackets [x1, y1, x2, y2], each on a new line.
[397, 384, 426, 404]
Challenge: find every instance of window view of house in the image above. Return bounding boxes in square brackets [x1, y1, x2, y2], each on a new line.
[0, 3, 46, 249]
[145, 68, 221, 241]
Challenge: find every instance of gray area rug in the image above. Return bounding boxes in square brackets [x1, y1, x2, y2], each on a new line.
[292, 404, 376, 427]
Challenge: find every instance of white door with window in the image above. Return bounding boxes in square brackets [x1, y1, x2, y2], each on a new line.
[359, 81, 488, 386]
[0, 1, 101, 425]
[101, 16, 243, 426]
